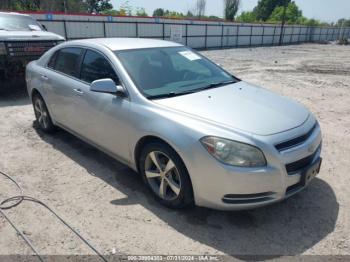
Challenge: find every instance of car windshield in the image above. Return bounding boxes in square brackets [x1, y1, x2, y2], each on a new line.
[0, 14, 43, 31]
[115, 47, 239, 99]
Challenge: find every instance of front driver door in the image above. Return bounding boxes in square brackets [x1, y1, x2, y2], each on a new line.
[73, 49, 131, 163]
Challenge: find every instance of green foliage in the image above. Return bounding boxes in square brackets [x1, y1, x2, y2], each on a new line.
[85, 0, 113, 13]
[236, 11, 258, 23]
[254, 0, 290, 21]
[101, 9, 119, 16]
[164, 10, 185, 19]
[224, 0, 240, 21]
[153, 8, 165, 17]
[337, 18, 350, 27]
[268, 1, 302, 24]
[186, 11, 195, 18]
[118, 0, 132, 16]
[135, 7, 148, 17]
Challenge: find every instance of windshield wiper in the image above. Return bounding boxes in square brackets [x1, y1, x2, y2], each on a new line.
[148, 91, 197, 100]
[147, 80, 237, 100]
[196, 80, 236, 92]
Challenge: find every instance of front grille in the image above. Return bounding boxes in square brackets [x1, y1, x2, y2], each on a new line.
[5, 41, 57, 58]
[275, 123, 317, 151]
[285, 146, 319, 174]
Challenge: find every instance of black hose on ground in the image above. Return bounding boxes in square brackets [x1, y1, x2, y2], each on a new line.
[0, 170, 108, 262]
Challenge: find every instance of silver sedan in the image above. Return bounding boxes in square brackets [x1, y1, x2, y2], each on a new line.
[26, 38, 322, 210]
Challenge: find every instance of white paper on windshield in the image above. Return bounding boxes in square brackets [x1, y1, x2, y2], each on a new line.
[28, 24, 41, 31]
[179, 51, 201, 61]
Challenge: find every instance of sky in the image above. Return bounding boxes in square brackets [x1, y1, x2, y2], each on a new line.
[111, 0, 350, 22]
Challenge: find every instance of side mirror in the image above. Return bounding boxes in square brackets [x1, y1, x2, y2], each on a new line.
[90, 78, 125, 96]
[41, 24, 48, 31]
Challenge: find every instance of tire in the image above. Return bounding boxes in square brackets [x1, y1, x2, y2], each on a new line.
[32, 94, 56, 133]
[139, 142, 194, 209]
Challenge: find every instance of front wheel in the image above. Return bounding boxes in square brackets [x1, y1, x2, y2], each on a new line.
[32, 94, 56, 133]
[139, 142, 193, 209]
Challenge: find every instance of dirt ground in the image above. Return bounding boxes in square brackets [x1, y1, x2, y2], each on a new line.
[0, 44, 349, 259]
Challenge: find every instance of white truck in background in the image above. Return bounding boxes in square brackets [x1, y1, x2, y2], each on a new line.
[0, 12, 65, 89]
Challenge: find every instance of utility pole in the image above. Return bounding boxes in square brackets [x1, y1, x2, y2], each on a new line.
[279, 0, 288, 45]
[63, 0, 68, 13]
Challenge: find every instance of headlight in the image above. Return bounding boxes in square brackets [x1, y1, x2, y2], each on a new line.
[0, 42, 6, 55]
[200, 136, 266, 167]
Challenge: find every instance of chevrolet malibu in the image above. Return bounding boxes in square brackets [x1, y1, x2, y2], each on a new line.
[26, 38, 322, 210]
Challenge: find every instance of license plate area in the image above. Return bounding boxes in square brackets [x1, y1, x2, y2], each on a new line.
[301, 157, 322, 186]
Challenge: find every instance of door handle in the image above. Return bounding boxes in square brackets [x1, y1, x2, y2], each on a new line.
[73, 88, 84, 95]
[41, 75, 48, 81]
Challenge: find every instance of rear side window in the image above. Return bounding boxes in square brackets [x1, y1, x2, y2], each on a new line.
[47, 51, 58, 69]
[80, 50, 119, 84]
[53, 48, 83, 77]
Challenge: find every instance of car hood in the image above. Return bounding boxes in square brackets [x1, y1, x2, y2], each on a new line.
[0, 30, 65, 41]
[154, 81, 310, 136]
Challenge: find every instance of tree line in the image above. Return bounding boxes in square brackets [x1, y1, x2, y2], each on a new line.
[235, 0, 348, 27]
[1, 0, 349, 27]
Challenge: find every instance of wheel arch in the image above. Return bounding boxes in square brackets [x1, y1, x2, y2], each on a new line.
[134, 136, 172, 172]
[134, 136, 192, 181]
[30, 88, 56, 125]
[31, 88, 42, 101]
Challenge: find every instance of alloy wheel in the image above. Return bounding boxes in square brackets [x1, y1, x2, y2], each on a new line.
[144, 151, 181, 201]
[34, 99, 49, 129]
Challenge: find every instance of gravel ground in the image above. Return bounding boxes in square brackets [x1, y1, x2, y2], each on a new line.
[0, 43, 349, 259]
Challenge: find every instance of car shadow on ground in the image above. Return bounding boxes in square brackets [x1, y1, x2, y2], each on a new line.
[35, 125, 339, 259]
[0, 80, 30, 107]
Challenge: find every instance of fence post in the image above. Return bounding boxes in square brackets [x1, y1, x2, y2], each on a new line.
[308, 27, 312, 42]
[103, 21, 106, 37]
[236, 25, 239, 47]
[297, 26, 301, 43]
[204, 24, 208, 49]
[261, 26, 264, 46]
[63, 20, 68, 39]
[221, 24, 224, 48]
[185, 24, 188, 46]
[249, 25, 253, 46]
[162, 23, 165, 40]
[272, 26, 276, 45]
[136, 21, 139, 38]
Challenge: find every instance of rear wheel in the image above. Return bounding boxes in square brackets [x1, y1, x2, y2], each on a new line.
[32, 94, 56, 133]
[139, 142, 193, 208]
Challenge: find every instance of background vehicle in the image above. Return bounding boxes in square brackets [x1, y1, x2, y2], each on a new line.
[0, 12, 64, 89]
[26, 38, 322, 210]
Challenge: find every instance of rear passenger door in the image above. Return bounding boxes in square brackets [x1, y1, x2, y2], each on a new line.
[45, 47, 85, 131]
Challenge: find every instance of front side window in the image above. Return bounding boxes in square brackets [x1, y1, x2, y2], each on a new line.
[54, 48, 83, 77]
[80, 50, 119, 84]
[0, 14, 43, 31]
[115, 47, 238, 99]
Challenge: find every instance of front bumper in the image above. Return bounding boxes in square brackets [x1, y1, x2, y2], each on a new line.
[185, 118, 322, 210]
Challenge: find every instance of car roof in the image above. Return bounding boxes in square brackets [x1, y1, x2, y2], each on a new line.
[68, 38, 183, 51]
